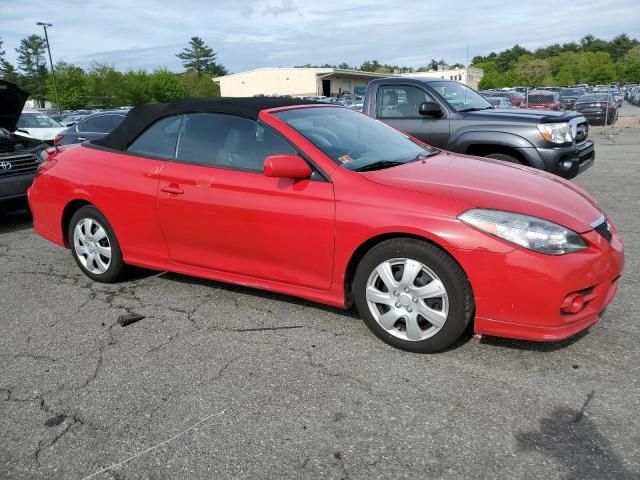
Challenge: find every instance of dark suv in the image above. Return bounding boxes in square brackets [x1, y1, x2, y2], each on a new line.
[362, 78, 594, 179]
[0, 81, 48, 210]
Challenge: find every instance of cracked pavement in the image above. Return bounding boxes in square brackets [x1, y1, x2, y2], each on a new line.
[1, 114, 639, 479]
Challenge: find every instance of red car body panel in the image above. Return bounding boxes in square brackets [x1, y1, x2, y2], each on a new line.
[28, 105, 624, 342]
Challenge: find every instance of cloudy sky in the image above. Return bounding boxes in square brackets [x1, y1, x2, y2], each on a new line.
[1, 0, 638, 73]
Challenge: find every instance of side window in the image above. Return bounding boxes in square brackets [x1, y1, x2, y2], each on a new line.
[377, 86, 434, 118]
[109, 115, 125, 130]
[176, 113, 296, 172]
[127, 116, 182, 160]
[78, 116, 111, 133]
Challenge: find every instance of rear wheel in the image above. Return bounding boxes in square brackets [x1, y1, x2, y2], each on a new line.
[353, 238, 474, 353]
[485, 153, 522, 164]
[68, 206, 126, 283]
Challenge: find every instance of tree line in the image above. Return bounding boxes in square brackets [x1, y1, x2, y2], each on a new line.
[295, 58, 464, 74]
[0, 36, 227, 110]
[472, 34, 640, 89]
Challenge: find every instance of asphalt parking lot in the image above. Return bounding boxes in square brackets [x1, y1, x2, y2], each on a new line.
[1, 104, 639, 480]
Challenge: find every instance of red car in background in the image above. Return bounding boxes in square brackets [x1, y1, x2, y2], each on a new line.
[28, 98, 623, 353]
[525, 91, 561, 110]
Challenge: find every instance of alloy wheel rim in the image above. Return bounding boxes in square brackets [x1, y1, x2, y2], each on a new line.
[73, 218, 112, 274]
[366, 258, 449, 341]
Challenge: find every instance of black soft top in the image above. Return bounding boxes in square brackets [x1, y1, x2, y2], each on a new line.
[92, 96, 321, 151]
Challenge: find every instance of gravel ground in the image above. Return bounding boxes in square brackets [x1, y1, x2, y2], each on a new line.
[1, 103, 639, 480]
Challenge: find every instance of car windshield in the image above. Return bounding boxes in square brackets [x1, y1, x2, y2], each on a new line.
[18, 113, 62, 128]
[428, 81, 492, 112]
[561, 89, 583, 97]
[273, 107, 439, 171]
[576, 94, 610, 103]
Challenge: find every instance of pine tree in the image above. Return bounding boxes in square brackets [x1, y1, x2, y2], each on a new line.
[15, 35, 48, 105]
[176, 36, 227, 77]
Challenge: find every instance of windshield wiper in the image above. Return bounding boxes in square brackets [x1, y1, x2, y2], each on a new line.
[354, 160, 405, 172]
[458, 106, 493, 112]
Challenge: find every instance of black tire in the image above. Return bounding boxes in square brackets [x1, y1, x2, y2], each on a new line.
[353, 238, 474, 353]
[485, 153, 523, 164]
[68, 205, 126, 283]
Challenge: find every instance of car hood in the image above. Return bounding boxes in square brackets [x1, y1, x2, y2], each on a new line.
[465, 108, 582, 123]
[15, 127, 65, 141]
[0, 80, 28, 132]
[362, 152, 602, 233]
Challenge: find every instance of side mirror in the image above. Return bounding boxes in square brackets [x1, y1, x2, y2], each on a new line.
[264, 154, 313, 179]
[419, 102, 443, 117]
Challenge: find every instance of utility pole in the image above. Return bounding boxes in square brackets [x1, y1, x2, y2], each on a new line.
[36, 22, 62, 115]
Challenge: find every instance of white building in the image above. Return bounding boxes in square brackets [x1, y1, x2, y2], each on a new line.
[400, 67, 484, 90]
[212, 67, 398, 98]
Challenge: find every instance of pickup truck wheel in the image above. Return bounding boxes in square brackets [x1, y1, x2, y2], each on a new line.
[68, 206, 126, 283]
[353, 238, 474, 353]
[485, 153, 522, 164]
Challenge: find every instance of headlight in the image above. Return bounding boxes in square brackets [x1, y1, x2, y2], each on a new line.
[458, 209, 587, 255]
[37, 147, 50, 163]
[537, 122, 573, 144]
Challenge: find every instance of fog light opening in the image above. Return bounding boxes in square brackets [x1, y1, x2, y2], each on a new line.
[561, 293, 586, 314]
[559, 159, 574, 170]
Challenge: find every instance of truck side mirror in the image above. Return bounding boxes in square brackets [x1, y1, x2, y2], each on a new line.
[419, 102, 442, 117]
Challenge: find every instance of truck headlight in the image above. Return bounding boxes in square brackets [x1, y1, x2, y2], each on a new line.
[537, 122, 573, 144]
[459, 209, 587, 255]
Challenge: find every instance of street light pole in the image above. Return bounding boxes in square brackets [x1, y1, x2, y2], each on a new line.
[36, 22, 62, 115]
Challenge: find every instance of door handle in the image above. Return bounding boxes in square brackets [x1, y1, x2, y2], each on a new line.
[77, 137, 86, 142]
[160, 184, 184, 195]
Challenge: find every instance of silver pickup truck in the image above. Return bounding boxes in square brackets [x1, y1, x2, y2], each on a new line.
[362, 77, 594, 179]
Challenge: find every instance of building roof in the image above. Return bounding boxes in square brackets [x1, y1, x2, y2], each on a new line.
[212, 67, 398, 81]
[92, 97, 320, 151]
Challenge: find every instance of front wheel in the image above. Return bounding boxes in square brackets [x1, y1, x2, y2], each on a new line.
[68, 206, 126, 283]
[353, 239, 474, 353]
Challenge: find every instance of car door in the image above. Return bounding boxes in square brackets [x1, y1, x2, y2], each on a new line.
[75, 115, 109, 142]
[376, 84, 450, 148]
[156, 113, 335, 290]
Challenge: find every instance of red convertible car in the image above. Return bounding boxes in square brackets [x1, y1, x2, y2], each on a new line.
[28, 98, 624, 353]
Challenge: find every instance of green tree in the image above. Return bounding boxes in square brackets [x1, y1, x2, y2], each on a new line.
[0, 61, 19, 83]
[619, 45, 640, 82]
[609, 33, 637, 62]
[15, 35, 48, 106]
[47, 61, 89, 110]
[149, 69, 184, 102]
[338, 62, 351, 70]
[179, 69, 220, 97]
[121, 70, 151, 105]
[87, 62, 124, 107]
[514, 56, 553, 86]
[176, 36, 227, 76]
[0, 37, 20, 83]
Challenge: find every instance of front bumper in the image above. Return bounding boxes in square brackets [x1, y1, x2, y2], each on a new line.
[535, 139, 594, 179]
[454, 228, 624, 342]
[0, 172, 36, 206]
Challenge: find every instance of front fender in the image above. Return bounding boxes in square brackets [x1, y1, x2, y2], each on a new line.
[452, 131, 545, 169]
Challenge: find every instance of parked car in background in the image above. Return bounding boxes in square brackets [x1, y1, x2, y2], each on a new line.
[28, 97, 623, 353]
[60, 114, 91, 127]
[484, 97, 513, 109]
[479, 90, 524, 107]
[0, 81, 48, 210]
[15, 111, 66, 145]
[55, 110, 127, 146]
[362, 78, 593, 179]
[525, 91, 561, 110]
[573, 93, 618, 125]
[559, 88, 587, 110]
